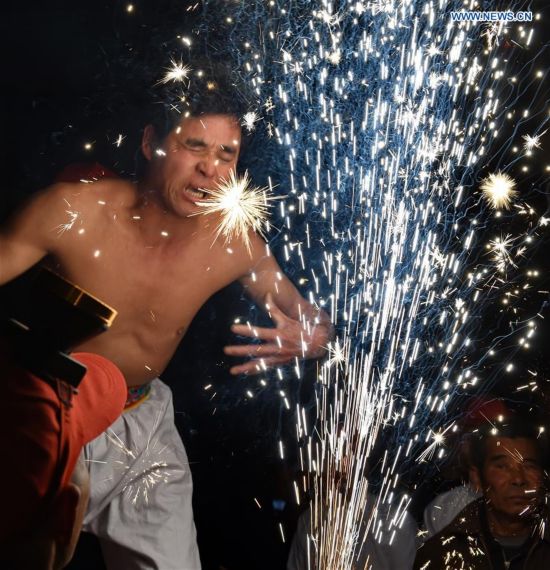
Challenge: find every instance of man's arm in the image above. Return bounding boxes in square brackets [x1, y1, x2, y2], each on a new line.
[225, 236, 334, 375]
[0, 184, 72, 284]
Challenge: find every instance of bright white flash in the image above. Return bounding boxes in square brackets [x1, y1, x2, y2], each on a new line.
[480, 172, 517, 210]
[241, 111, 261, 132]
[522, 132, 545, 152]
[159, 59, 191, 84]
[326, 338, 347, 368]
[193, 170, 273, 254]
[417, 424, 454, 463]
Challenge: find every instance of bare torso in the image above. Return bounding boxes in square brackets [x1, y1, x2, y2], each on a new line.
[44, 180, 254, 385]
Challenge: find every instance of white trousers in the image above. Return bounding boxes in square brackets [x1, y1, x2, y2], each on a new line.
[83, 379, 201, 570]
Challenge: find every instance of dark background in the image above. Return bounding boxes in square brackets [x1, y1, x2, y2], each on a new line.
[1, 2, 549, 569]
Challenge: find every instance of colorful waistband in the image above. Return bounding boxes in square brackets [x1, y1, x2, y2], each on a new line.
[124, 382, 152, 411]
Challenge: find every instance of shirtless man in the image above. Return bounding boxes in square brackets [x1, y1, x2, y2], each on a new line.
[0, 68, 332, 568]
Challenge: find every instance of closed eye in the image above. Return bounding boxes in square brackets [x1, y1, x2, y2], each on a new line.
[183, 138, 208, 150]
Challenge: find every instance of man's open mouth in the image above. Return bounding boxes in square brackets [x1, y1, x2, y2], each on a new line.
[183, 187, 207, 201]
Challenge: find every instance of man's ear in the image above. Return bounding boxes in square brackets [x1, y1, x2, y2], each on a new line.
[141, 124, 158, 161]
[469, 466, 483, 493]
[49, 483, 81, 545]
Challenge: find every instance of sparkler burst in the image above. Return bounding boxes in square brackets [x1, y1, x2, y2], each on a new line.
[487, 234, 517, 274]
[193, 170, 273, 253]
[241, 111, 261, 132]
[159, 59, 191, 85]
[522, 132, 545, 152]
[480, 172, 518, 210]
[186, 0, 549, 565]
[97, 413, 183, 509]
[417, 424, 455, 463]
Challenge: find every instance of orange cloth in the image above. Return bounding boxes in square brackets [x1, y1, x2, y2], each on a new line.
[0, 347, 126, 540]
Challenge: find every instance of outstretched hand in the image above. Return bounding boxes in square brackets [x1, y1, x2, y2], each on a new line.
[224, 293, 332, 375]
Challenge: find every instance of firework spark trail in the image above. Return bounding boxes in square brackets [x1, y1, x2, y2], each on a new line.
[102, 411, 180, 508]
[192, 0, 547, 566]
[55, 199, 80, 234]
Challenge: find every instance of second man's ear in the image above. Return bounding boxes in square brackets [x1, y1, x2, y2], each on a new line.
[141, 124, 158, 161]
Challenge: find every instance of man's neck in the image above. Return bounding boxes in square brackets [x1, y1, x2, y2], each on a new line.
[132, 186, 207, 245]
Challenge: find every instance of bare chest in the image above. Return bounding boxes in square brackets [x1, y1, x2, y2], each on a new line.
[51, 221, 244, 339]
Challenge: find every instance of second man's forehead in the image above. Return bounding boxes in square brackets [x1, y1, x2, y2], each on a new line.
[486, 437, 540, 461]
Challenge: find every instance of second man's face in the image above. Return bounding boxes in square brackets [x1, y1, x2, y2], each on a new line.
[153, 114, 242, 218]
[475, 436, 543, 520]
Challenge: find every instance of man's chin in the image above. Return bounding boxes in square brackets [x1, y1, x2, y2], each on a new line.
[505, 504, 538, 519]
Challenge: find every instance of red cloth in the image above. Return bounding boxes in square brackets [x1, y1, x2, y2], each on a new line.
[460, 397, 512, 431]
[0, 348, 126, 540]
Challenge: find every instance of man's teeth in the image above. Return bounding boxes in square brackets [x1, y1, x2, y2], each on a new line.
[185, 188, 206, 199]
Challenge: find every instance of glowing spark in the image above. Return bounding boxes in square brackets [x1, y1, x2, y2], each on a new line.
[481, 22, 504, 49]
[241, 111, 261, 132]
[522, 131, 545, 152]
[159, 59, 191, 85]
[326, 338, 347, 369]
[487, 235, 517, 273]
[417, 424, 454, 463]
[193, 170, 273, 254]
[426, 44, 441, 57]
[326, 50, 342, 65]
[480, 172, 517, 210]
[56, 210, 79, 235]
[314, 8, 342, 26]
[115, 133, 126, 147]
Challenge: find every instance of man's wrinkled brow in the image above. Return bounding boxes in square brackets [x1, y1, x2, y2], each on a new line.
[184, 137, 208, 148]
[183, 138, 238, 154]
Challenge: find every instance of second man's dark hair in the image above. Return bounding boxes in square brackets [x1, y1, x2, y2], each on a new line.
[469, 419, 547, 473]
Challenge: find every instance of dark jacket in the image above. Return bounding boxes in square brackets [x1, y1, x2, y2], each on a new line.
[413, 498, 550, 570]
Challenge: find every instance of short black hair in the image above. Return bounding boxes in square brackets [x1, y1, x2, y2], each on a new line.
[147, 58, 253, 141]
[469, 419, 547, 473]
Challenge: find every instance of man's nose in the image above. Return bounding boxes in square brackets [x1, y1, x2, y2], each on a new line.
[197, 156, 217, 179]
[510, 464, 527, 485]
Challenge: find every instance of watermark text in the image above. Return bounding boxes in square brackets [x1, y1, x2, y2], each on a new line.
[450, 11, 532, 22]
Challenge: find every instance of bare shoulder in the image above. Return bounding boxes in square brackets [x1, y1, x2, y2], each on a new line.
[46, 179, 138, 231]
[48, 178, 136, 210]
[3, 179, 137, 247]
[15, 178, 135, 213]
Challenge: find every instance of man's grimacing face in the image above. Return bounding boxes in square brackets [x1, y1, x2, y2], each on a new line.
[472, 436, 544, 522]
[145, 114, 242, 217]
